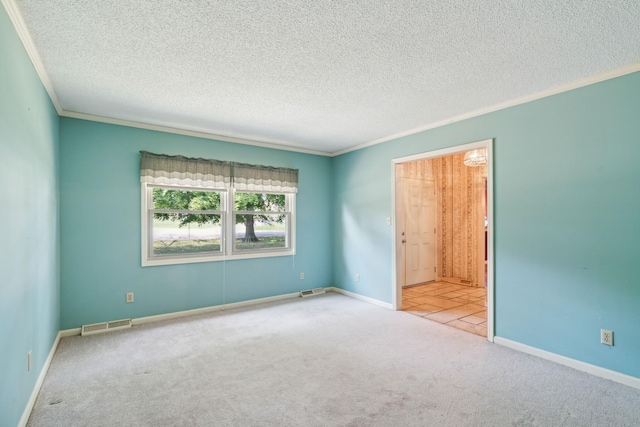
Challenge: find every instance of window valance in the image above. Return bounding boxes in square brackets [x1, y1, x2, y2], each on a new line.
[140, 151, 298, 193]
[231, 162, 298, 193]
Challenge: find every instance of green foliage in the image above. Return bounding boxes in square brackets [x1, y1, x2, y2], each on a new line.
[152, 189, 286, 244]
[153, 188, 221, 227]
[235, 192, 286, 225]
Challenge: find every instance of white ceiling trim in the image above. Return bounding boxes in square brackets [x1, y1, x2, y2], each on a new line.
[4, 0, 330, 157]
[61, 110, 332, 157]
[2, 0, 62, 114]
[54, 61, 640, 159]
[5, 0, 640, 158]
[333, 62, 640, 157]
[62, 61, 640, 158]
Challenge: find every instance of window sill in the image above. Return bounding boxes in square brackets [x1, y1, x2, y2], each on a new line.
[141, 249, 295, 267]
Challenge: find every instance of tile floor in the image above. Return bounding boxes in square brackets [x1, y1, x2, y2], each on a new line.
[402, 281, 487, 337]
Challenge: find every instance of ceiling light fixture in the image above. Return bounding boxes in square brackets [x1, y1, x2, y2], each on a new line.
[463, 148, 487, 167]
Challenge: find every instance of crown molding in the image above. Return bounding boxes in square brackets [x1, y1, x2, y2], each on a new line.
[5, 0, 639, 159]
[4, 1, 330, 157]
[331, 62, 640, 157]
[2, 0, 63, 114]
[62, 62, 640, 158]
[61, 110, 332, 157]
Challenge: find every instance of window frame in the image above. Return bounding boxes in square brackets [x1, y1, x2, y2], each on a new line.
[141, 183, 296, 267]
[230, 188, 294, 256]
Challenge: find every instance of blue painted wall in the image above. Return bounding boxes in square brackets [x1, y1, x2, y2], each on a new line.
[59, 118, 333, 329]
[332, 71, 640, 378]
[0, 7, 60, 427]
[3, 2, 640, 421]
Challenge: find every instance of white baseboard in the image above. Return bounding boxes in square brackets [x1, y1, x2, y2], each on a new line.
[19, 331, 61, 427]
[56, 287, 392, 339]
[20, 296, 639, 427]
[327, 287, 393, 309]
[494, 336, 640, 390]
[59, 328, 81, 337]
[133, 292, 301, 326]
[57, 292, 303, 336]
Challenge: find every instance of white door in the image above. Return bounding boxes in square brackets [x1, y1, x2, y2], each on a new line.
[403, 178, 436, 286]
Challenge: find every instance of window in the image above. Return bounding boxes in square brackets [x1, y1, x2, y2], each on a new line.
[233, 191, 292, 252]
[140, 151, 297, 266]
[149, 186, 224, 258]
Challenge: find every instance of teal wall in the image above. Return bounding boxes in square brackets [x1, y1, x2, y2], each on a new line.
[3, 1, 640, 420]
[59, 118, 333, 329]
[332, 71, 640, 378]
[0, 7, 60, 427]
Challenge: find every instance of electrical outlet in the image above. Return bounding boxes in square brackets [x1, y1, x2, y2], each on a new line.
[355, 274, 360, 282]
[126, 292, 134, 303]
[28, 351, 32, 371]
[300, 272, 304, 280]
[601, 329, 614, 346]
[386, 217, 391, 226]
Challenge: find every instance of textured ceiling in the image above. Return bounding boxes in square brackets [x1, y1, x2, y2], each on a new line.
[10, 0, 640, 154]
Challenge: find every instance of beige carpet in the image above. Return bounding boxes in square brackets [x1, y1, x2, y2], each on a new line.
[28, 293, 640, 426]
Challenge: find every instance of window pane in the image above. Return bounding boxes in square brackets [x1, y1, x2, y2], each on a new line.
[153, 188, 221, 210]
[235, 192, 285, 212]
[235, 214, 287, 251]
[152, 214, 221, 256]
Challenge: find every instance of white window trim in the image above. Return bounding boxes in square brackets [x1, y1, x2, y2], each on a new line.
[141, 183, 296, 267]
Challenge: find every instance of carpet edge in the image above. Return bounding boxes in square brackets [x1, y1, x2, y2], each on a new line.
[494, 336, 640, 390]
[19, 331, 61, 427]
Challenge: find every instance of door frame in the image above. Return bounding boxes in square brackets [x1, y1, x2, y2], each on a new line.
[391, 138, 495, 341]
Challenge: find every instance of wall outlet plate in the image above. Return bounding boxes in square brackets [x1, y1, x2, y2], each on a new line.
[299, 272, 304, 280]
[601, 329, 614, 346]
[126, 292, 134, 303]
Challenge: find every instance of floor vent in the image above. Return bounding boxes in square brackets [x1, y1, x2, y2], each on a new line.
[460, 279, 472, 284]
[81, 319, 132, 336]
[300, 288, 326, 297]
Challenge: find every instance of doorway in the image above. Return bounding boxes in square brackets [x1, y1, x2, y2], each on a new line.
[392, 139, 494, 341]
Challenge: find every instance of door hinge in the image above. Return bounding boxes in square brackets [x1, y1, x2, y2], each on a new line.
[434, 266, 436, 273]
